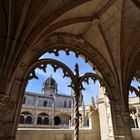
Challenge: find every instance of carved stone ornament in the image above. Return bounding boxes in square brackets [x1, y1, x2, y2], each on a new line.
[0, 121, 13, 138]
[0, 95, 15, 122]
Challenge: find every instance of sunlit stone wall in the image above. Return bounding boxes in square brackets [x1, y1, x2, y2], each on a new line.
[16, 128, 101, 140]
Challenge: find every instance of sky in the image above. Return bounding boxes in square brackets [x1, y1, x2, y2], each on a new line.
[26, 51, 99, 105]
[129, 79, 139, 97]
[26, 51, 139, 105]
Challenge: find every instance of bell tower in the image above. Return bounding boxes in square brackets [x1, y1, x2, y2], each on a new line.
[41, 75, 57, 96]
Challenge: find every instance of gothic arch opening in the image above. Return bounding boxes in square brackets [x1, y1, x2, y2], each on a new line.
[19, 115, 24, 124]
[54, 116, 61, 125]
[44, 117, 49, 125]
[37, 113, 49, 125]
[25, 116, 32, 124]
[43, 101, 48, 107]
[19, 46, 110, 140]
[37, 117, 42, 125]
[20, 112, 32, 124]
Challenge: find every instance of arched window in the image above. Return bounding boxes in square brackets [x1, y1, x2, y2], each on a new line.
[37, 117, 42, 124]
[69, 101, 71, 108]
[19, 115, 25, 124]
[37, 113, 49, 125]
[25, 116, 32, 124]
[43, 100, 47, 107]
[20, 112, 32, 124]
[64, 100, 66, 108]
[54, 116, 61, 125]
[43, 117, 49, 124]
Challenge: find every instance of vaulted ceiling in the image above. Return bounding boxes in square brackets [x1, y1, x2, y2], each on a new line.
[0, 0, 140, 98]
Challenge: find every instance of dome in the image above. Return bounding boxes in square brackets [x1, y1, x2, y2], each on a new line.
[44, 76, 57, 87]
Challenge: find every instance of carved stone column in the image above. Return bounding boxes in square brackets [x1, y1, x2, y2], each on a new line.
[0, 95, 16, 140]
[110, 98, 133, 140]
[73, 93, 80, 140]
[136, 107, 140, 128]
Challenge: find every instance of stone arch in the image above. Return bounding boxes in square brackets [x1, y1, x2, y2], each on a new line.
[37, 112, 49, 125]
[20, 112, 33, 124]
[25, 116, 32, 124]
[54, 116, 61, 125]
[44, 117, 49, 125]
[43, 100, 48, 107]
[37, 117, 42, 125]
[19, 115, 25, 124]
[17, 34, 116, 93]
[11, 33, 115, 136]
[55, 112, 71, 125]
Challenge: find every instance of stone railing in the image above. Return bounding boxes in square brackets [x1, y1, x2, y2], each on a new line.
[16, 128, 100, 140]
[22, 104, 72, 112]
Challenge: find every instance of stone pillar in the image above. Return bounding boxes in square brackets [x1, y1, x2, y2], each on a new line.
[89, 106, 101, 140]
[97, 86, 112, 140]
[73, 93, 80, 140]
[0, 76, 28, 140]
[33, 114, 37, 125]
[136, 107, 140, 128]
[33, 97, 38, 125]
[110, 98, 133, 140]
[137, 117, 140, 129]
[130, 112, 137, 128]
[97, 96, 109, 140]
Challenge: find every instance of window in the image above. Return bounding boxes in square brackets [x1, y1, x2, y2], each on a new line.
[25, 116, 32, 124]
[23, 97, 26, 104]
[43, 100, 47, 107]
[43, 117, 49, 124]
[37, 117, 42, 124]
[64, 100, 66, 108]
[69, 101, 71, 108]
[19, 115, 25, 124]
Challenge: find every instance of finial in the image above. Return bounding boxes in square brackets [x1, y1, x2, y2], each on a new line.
[74, 63, 79, 78]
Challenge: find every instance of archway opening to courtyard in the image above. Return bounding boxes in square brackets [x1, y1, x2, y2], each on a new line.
[18, 48, 110, 140]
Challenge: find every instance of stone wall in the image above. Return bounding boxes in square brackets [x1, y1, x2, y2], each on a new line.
[16, 128, 101, 140]
[16, 128, 140, 140]
[132, 129, 140, 140]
